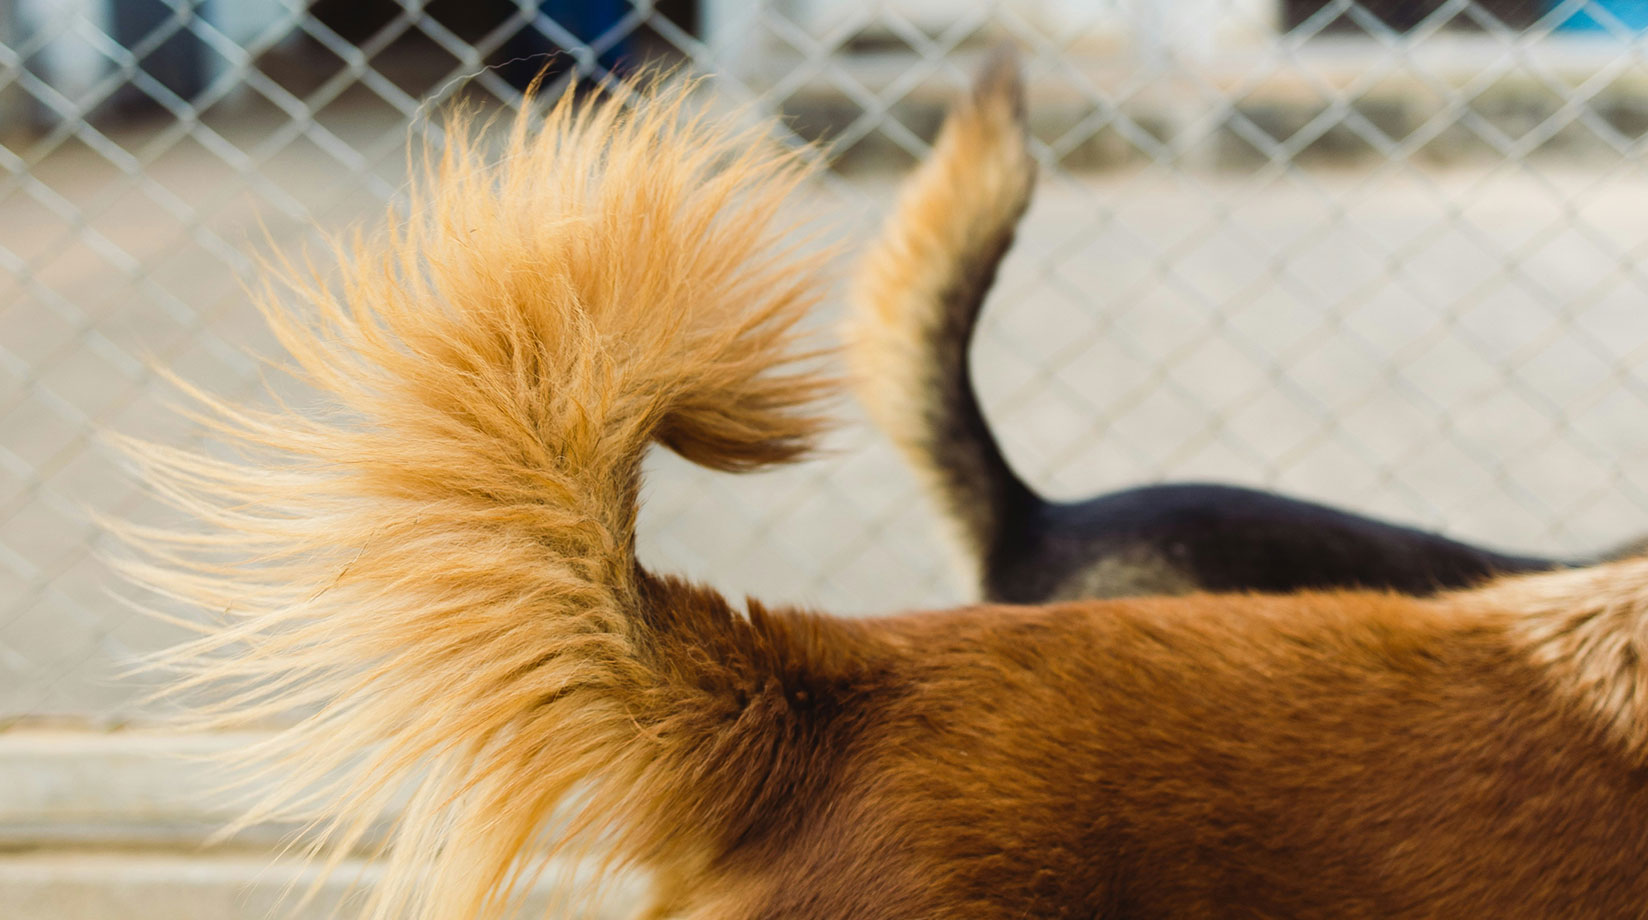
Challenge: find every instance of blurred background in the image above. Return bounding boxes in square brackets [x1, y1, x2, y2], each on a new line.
[7, 0, 1648, 915]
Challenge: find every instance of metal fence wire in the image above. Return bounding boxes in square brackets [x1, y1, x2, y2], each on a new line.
[8, 0, 1648, 725]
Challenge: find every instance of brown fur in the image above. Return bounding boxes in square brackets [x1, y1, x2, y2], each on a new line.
[114, 75, 1648, 920]
[666, 576, 1648, 919]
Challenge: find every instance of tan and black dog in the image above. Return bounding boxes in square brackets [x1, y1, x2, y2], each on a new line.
[849, 52, 1635, 603]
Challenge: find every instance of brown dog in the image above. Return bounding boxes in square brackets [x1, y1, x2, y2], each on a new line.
[116, 74, 1648, 919]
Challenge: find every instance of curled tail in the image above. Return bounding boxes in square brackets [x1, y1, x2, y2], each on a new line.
[847, 49, 1039, 582]
[112, 78, 832, 920]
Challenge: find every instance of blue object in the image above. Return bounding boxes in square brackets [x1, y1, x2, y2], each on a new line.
[543, 0, 633, 69]
[1553, 0, 1648, 32]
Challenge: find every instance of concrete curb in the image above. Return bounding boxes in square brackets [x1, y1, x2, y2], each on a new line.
[0, 850, 646, 920]
[0, 731, 646, 918]
[0, 730, 273, 847]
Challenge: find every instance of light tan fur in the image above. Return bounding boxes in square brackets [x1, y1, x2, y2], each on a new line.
[1046, 548, 1198, 601]
[110, 77, 831, 920]
[1458, 556, 1648, 756]
[845, 51, 1036, 569]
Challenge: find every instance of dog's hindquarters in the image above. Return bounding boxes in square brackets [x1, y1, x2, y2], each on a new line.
[848, 51, 1040, 586]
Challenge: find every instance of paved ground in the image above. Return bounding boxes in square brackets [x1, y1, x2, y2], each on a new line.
[6, 85, 1648, 724]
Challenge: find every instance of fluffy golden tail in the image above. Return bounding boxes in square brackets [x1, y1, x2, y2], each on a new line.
[112, 78, 831, 920]
[846, 49, 1039, 583]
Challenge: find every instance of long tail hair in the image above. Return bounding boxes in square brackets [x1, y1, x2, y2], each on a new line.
[111, 76, 835, 920]
[846, 50, 1040, 584]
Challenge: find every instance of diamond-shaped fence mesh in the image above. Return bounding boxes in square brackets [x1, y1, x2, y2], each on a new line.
[6, 0, 1648, 725]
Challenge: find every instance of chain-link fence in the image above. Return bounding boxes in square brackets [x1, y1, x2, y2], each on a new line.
[8, 0, 1648, 726]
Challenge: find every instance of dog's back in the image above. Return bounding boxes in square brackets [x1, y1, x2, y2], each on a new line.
[671, 567, 1648, 919]
[987, 482, 1562, 602]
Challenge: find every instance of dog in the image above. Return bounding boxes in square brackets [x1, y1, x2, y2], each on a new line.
[116, 74, 1648, 919]
[847, 52, 1641, 604]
